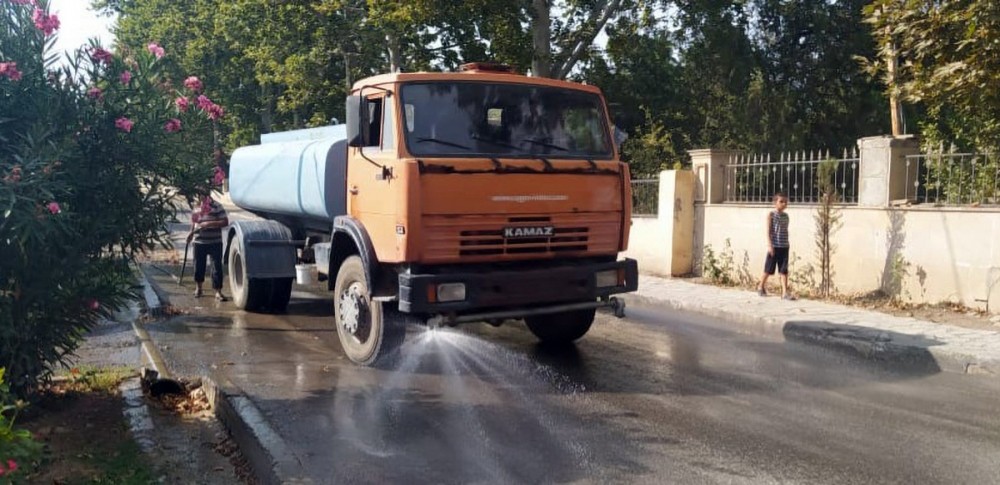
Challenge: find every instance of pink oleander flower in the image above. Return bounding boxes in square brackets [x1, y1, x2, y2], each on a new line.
[32, 8, 59, 36]
[90, 47, 113, 66]
[175, 96, 189, 112]
[147, 42, 165, 59]
[195, 94, 212, 110]
[0, 62, 22, 81]
[87, 86, 103, 100]
[87, 299, 100, 310]
[206, 103, 225, 121]
[213, 166, 225, 186]
[183, 76, 203, 92]
[119, 70, 132, 85]
[164, 118, 182, 133]
[3, 165, 21, 184]
[6, 460, 16, 473]
[115, 116, 134, 133]
[47, 201, 60, 214]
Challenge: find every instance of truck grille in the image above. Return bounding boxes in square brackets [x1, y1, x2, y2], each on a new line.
[423, 213, 620, 263]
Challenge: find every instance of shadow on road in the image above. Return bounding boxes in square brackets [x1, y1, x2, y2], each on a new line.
[783, 320, 942, 375]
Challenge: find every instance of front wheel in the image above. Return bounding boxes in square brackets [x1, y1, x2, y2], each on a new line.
[525, 307, 596, 344]
[333, 256, 405, 366]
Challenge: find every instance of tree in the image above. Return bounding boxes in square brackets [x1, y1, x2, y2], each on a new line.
[2, 1, 218, 394]
[531, 0, 631, 79]
[865, 0, 1000, 150]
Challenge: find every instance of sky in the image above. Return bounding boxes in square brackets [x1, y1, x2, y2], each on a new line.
[49, 0, 116, 60]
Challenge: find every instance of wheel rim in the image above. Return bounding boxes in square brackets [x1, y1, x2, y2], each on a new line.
[338, 282, 371, 345]
[232, 247, 244, 290]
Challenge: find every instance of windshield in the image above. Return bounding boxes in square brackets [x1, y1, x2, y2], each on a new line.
[399, 82, 612, 159]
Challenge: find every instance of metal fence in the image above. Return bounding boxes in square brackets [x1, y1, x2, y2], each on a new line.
[631, 179, 659, 216]
[724, 149, 860, 204]
[904, 150, 1000, 206]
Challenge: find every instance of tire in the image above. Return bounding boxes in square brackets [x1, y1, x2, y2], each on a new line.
[525, 307, 596, 344]
[333, 256, 405, 366]
[228, 238, 268, 311]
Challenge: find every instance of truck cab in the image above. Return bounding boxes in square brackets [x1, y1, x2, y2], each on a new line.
[227, 63, 638, 366]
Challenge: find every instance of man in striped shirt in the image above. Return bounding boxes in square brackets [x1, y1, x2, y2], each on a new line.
[758, 192, 794, 300]
[187, 194, 229, 301]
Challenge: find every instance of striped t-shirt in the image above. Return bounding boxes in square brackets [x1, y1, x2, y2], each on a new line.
[192, 199, 227, 245]
[769, 210, 790, 248]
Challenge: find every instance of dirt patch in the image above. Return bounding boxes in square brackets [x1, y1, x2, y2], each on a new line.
[13, 370, 253, 484]
[685, 275, 1000, 332]
[19, 383, 157, 484]
[143, 377, 256, 485]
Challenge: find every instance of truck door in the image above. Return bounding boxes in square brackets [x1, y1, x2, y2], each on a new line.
[348, 91, 401, 263]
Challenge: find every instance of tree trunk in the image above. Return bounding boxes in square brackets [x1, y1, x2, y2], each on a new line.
[387, 32, 403, 73]
[344, 52, 353, 91]
[260, 84, 274, 133]
[552, 0, 622, 80]
[885, 24, 903, 135]
[530, 0, 551, 78]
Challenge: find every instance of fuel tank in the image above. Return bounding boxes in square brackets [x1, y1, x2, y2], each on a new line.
[229, 125, 348, 223]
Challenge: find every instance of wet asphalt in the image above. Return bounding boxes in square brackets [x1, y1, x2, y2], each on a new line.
[144, 272, 1000, 484]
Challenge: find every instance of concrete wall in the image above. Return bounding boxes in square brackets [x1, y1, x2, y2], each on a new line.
[626, 137, 1000, 312]
[625, 216, 671, 276]
[691, 204, 1000, 309]
[624, 170, 695, 277]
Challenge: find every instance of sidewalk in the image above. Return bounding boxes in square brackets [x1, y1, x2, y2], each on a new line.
[628, 275, 1000, 376]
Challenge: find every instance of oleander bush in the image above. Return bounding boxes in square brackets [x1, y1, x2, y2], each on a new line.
[1, 0, 223, 395]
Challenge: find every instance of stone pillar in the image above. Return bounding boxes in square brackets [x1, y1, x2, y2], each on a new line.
[660, 170, 695, 276]
[689, 149, 738, 204]
[858, 135, 921, 207]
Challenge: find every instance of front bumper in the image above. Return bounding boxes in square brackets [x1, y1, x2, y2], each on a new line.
[398, 258, 638, 314]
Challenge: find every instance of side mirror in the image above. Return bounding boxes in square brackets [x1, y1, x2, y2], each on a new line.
[346, 95, 367, 147]
[613, 125, 628, 150]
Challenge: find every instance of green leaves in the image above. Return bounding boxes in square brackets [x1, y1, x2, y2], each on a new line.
[866, 0, 1000, 150]
[1, 1, 217, 396]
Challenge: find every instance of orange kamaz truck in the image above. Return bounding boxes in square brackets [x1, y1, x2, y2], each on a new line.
[227, 63, 638, 365]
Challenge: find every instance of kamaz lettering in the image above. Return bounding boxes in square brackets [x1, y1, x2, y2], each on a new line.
[504, 226, 555, 238]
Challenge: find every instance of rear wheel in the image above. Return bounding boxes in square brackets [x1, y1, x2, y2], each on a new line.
[228, 239, 269, 311]
[333, 256, 405, 366]
[525, 307, 596, 344]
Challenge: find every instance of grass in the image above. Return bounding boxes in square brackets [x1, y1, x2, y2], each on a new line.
[17, 366, 159, 484]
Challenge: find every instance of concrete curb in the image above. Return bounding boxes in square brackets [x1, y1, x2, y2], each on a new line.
[136, 265, 307, 484]
[203, 376, 310, 485]
[138, 264, 174, 315]
[623, 292, 1000, 377]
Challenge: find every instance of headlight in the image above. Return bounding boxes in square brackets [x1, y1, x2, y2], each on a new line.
[595, 269, 621, 288]
[436, 283, 467, 302]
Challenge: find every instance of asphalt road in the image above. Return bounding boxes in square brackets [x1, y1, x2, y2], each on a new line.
[145, 273, 1000, 484]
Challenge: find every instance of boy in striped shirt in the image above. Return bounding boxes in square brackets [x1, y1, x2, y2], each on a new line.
[758, 192, 794, 300]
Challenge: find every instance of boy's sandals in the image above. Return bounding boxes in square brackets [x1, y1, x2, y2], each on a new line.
[215, 293, 228, 302]
[757, 287, 767, 297]
[194, 288, 203, 298]
[782, 293, 797, 301]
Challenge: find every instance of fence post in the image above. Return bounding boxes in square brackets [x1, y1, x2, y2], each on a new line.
[858, 135, 921, 207]
[689, 149, 739, 204]
[659, 169, 695, 275]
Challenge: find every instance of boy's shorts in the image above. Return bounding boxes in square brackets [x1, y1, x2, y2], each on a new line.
[764, 247, 789, 275]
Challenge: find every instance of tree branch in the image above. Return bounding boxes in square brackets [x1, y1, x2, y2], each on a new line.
[552, 0, 623, 79]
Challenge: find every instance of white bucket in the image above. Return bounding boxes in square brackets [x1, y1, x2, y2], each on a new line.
[295, 264, 315, 285]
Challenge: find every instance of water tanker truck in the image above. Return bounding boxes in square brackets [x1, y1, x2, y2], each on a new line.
[226, 63, 638, 366]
